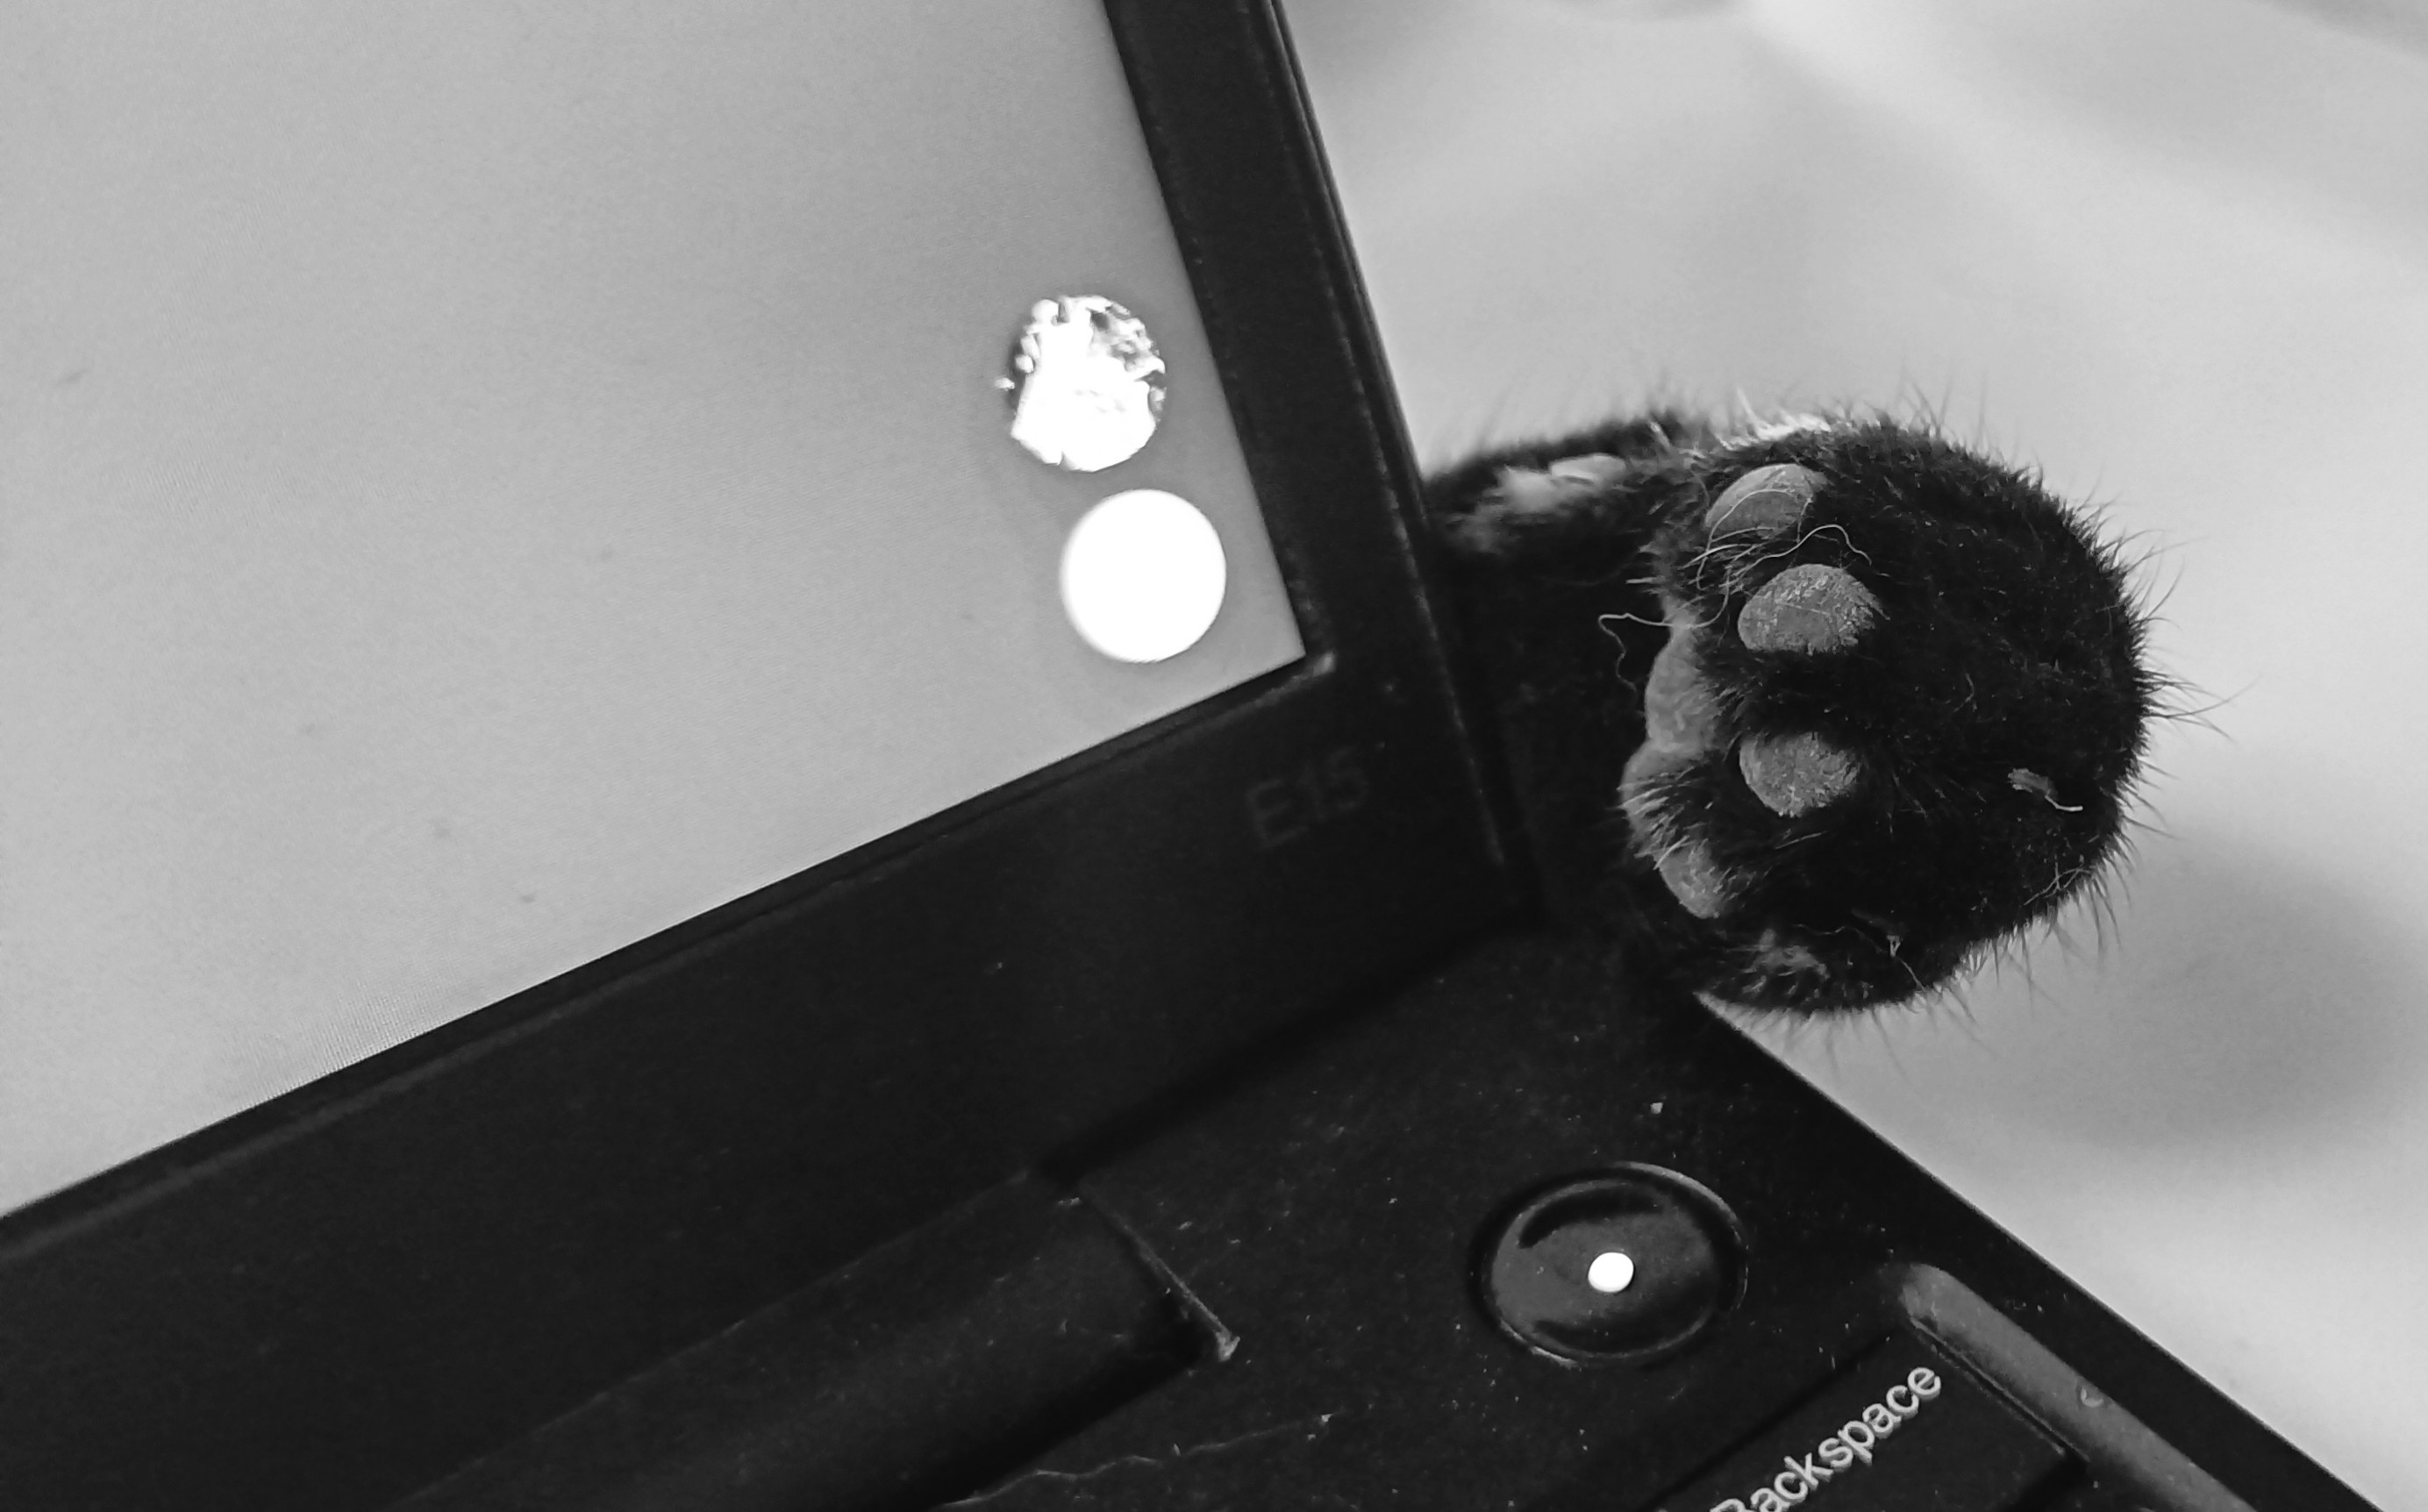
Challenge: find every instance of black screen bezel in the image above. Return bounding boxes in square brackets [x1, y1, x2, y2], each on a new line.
[0, 5, 1518, 1509]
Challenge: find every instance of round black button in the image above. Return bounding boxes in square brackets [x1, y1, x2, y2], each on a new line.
[1476, 1166, 1746, 1363]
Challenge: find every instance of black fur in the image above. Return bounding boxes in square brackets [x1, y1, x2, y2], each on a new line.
[1428, 413, 2155, 1014]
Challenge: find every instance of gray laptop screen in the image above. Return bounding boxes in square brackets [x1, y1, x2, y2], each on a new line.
[0, 1, 1302, 1214]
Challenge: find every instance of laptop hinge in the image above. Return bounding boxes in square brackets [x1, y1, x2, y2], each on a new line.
[390, 1174, 1202, 1512]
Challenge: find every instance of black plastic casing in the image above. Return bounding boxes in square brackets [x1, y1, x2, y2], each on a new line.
[0, 5, 1515, 1508]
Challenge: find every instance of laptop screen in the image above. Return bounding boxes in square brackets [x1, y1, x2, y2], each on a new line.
[0, 1, 1303, 1215]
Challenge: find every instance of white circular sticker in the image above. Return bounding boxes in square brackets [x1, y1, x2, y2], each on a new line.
[1060, 489, 1226, 663]
[1000, 295, 1166, 472]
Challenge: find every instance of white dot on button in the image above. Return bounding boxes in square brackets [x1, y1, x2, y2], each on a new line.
[1587, 1250, 1636, 1294]
[1060, 489, 1226, 663]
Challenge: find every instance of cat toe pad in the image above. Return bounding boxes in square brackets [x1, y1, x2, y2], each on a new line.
[1738, 563, 1880, 653]
[1739, 731, 1861, 816]
[1703, 462, 1818, 535]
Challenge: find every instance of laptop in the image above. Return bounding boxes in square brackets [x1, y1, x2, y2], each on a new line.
[0, 3, 2377, 1508]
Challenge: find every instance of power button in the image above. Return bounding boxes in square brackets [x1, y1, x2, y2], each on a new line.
[1476, 1166, 1747, 1364]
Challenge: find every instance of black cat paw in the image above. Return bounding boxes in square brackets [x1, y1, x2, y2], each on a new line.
[1430, 417, 2158, 1014]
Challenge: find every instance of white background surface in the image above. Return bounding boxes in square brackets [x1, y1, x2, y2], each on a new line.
[1282, 1, 2428, 1503]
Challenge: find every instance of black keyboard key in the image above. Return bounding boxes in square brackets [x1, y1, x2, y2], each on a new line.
[1646, 1328, 2073, 1512]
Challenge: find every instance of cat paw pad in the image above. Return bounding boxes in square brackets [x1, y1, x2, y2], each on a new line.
[1737, 731, 1860, 817]
[1703, 460, 1817, 535]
